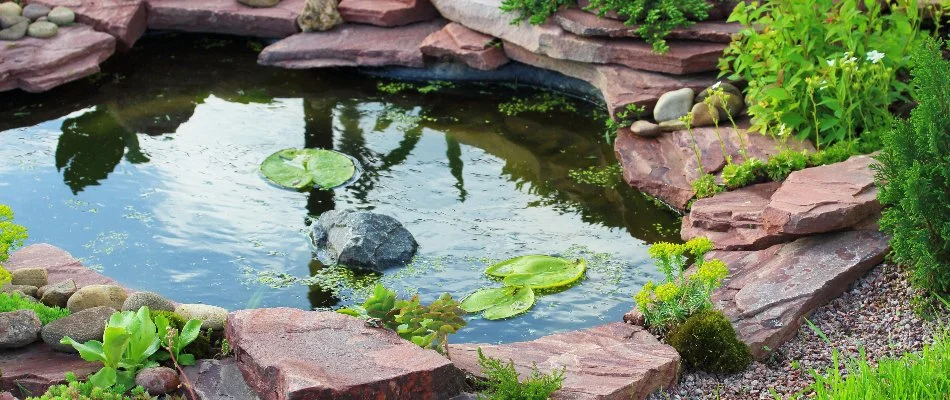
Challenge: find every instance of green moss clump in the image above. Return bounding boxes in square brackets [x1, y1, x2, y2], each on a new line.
[667, 310, 752, 374]
[0, 292, 70, 325]
[152, 310, 214, 359]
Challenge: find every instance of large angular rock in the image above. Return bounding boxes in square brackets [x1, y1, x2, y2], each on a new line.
[182, 358, 260, 400]
[310, 210, 419, 270]
[681, 182, 791, 250]
[431, 0, 726, 74]
[39, 279, 77, 308]
[504, 43, 714, 119]
[554, 8, 739, 43]
[0, 342, 101, 394]
[24, 0, 147, 49]
[762, 155, 882, 236]
[226, 308, 466, 400]
[259, 19, 446, 69]
[708, 230, 890, 360]
[614, 121, 813, 210]
[41, 306, 114, 353]
[10, 268, 48, 288]
[448, 323, 679, 399]
[0, 25, 115, 93]
[421, 22, 509, 71]
[338, 0, 438, 27]
[146, 0, 305, 38]
[0, 310, 41, 349]
[4, 244, 122, 289]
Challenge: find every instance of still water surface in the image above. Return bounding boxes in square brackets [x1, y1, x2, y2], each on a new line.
[0, 35, 680, 343]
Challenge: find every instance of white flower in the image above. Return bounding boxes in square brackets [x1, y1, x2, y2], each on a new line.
[712, 81, 722, 89]
[778, 123, 789, 137]
[827, 59, 835, 67]
[866, 50, 885, 64]
[843, 52, 851, 58]
[819, 80, 828, 90]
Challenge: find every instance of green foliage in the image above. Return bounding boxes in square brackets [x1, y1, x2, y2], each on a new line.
[153, 313, 203, 366]
[377, 81, 455, 95]
[667, 310, 751, 373]
[0, 292, 70, 325]
[691, 173, 723, 200]
[461, 286, 535, 320]
[152, 311, 214, 360]
[26, 372, 150, 400]
[764, 149, 808, 182]
[475, 348, 565, 400]
[603, 104, 644, 143]
[486, 255, 586, 290]
[874, 38, 950, 295]
[260, 148, 356, 190]
[498, 0, 574, 25]
[584, 0, 711, 54]
[803, 324, 950, 399]
[1, 204, 28, 265]
[497, 93, 578, 116]
[722, 158, 764, 189]
[338, 284, 467, 354]
[722, 0, 923, 148]
[634, 238, 728, 333]
[568, 164, 622, 188]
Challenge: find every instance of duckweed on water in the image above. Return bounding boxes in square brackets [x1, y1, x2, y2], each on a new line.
[568, 164, 623, 188]
[497, 93, 578, 116]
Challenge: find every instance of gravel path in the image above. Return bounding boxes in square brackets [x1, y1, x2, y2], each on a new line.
[650, 263, 945, 400]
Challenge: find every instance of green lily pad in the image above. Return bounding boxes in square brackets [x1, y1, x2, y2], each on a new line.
[461, 286, 535, 320]
[260, 148, 356, 190]
[485, 255, 586, 289]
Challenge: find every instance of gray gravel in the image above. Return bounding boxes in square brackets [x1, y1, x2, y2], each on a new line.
[650, 263, 945, 400]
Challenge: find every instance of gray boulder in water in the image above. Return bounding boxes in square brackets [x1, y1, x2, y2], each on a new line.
[311, 210, 417, 270]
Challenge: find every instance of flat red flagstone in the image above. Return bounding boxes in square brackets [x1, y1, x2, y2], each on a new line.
[145, 0, 305, 38]
[421, 22, 509, 70]
[0, 26, 116, 93]
[762, 154, 882, 236]
[226, 308, 466, 400]
[4, 244, 121, 289]
[24, 0, 147, 49]
[554, 8, 739, 43]
[504, 42, 714, 119]
[705, 229, 890, 360]
[258, 19, 446, 69]
[338, 0, 438, 27]
[681, 182, 791, 250]
[448, 323, 680, 400]
[0, 342, 101, 396]
[430, 0, 726, 75]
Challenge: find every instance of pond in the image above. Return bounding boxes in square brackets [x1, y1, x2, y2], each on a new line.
[0, 34, 681, 344]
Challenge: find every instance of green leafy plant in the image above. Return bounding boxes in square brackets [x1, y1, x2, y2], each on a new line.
[667, 309, 752, 373]
[722, 158, 763, 189]
[461, 286, 535, 320]
[764, 149, 809, 182]
[722, 0, 923, 148]
[61, 307, 162, 390]
[497, 93, 578, 117]
[584, 0, 712, 53]
[874, 38, 950, 295]
[260, 148, 356, 190]
[26, 372, 150, 400]
[1, 204, 28, 265]
[0, 292, 70, 325]
[634, 237, 728, 333]
[603, 104, 644, 143]
[499, 0, 574, 25]
[150, 310, 214, 360]
[475, 348, 565, 400]
[691, 173, 723, 200]
[153, 313, 202, 366]
[461, 256, 587, 320]
[338, 284, 467, 354]
[377, 81, 454, 95]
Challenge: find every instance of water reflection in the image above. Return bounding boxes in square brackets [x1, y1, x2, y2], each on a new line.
[56, 107, 148, 194]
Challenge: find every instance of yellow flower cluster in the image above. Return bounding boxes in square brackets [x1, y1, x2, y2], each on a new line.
[655, 282, 681, 302]
[697, 259, 728, 284]
[634, 281, 656, 306]
[647, 242, 682, 260]
[684, 237, 713, 257]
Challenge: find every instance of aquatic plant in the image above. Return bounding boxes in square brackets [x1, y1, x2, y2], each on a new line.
[338, 284, 466, 354]
[462, 256, 587, 320]
[461, 286, 535, 320]
[667, 309, 751, 373]
[634, 238, 728, 333]
[377, 81, 455, 95]
[568, 164, 622, 188]
[497, 93, 578, 117]
[0, 292, 70, 325]
[259, 148, 356, 190]
[475, 348, 565, 400]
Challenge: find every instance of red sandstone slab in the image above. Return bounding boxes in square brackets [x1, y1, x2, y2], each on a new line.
[504, 42, 714, 118]
[554, 8, 739, 43]
[431, 0, 726, 75]
[421, 22, 508, 70]
[762, 154, 882, 236]
[226, 308, 465, 400]
[448, 323, 680, 400]
[0, 26, 116, 93]
[145, 0, 305, 38]
[706, 230, 890, 360]
[4, 244, 121, 289]
[24, 0, 147, 49]
[258, 19, 446, 69]
[681, 182, 791, 250]
[0, 342, 101, 396]
[338, 0, 438, 27]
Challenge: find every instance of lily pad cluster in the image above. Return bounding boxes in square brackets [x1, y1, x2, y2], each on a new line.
[260, 148, 356, 190]
[461, 255, 586, 320]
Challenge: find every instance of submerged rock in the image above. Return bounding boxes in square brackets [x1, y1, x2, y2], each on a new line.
[297, 0, 342, 32]
[311, 210, 418, 270]
[0, 310, 41, 349]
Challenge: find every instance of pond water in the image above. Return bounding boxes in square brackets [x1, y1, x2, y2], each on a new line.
[0, 34, 681, 344]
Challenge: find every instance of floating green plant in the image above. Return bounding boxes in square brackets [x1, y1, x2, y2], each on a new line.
[462, 255, 586, 320]
[259, 148, 356, 190]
